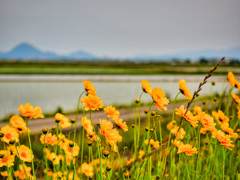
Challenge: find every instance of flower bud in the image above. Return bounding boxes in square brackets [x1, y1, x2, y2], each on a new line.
[144, 109, 149, 114]
[51, 126, 56, 131]
[211, 81, 215, 86]
[71, 119, 75, 123]
[145, 127, 149, 132]
[103, 150, 109, 157]
[42, 128, 48, 134]
[135, 98, 140, 103]
[106, 166, 111, 171]
[150, 129, 154, 133]
[69, 142, 75, 148]
[151, 111, 156, 116]
[131, 124, 135, 128]
[88, 141, 92, 146]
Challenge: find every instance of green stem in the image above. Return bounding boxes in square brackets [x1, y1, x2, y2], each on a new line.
[73, 91, 85, 142]
[26, 118, 36, 180]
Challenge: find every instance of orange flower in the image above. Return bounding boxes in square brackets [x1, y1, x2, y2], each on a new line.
[166, 120, 176, 130]
[193, 105, 203, 115]
[40, 133, 58, 146]
[78, 162, 94, 177]
[227, 72, 236, 87]
[217, 110, 229, 124]
[65, 154, 76, 166]
[212, 130, 235, 150]
[179, 79, 192, 100]
[15, 164, 33, 180]
[100, 120, 122, 145]
[0, 125, 19, 144]
[126, 158, 135, 165]
[63, 142, 80, 157]
[171, 126, 186, 140]
[232, 94, 240, 104]
[104, 105, 120, 120]
[55, 113, 71, 129]
[83, 80, 91, 90]
[81, 95, 104, 111]
[141, 80, 152, 95]
[184, 111, 198, 128]
[17, 145, 33, 162]
[198, 112, 216, 134]
[0, 150, 15, 167]
[175, 105, 186, 117]
[10, 115, 29, 133]
[81, 116, 95, 136]
[176, 105, 198, 127]
[139, 150, 144, 159]
[18, 103, 44, 119]
[144, 139, 160, 149]
[113, 118, 128, 132]
[221, 123, 238, 139]
[151, 87, 169, 111]
[87, 85, 97, 96]
[172, 140, 183, 148]
[177, 143, 198, 156]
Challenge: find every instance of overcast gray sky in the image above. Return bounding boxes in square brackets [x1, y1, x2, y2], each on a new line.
[0, 0, 240, 57]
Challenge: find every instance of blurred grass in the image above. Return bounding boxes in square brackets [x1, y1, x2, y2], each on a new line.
[0, 61, 240, 74]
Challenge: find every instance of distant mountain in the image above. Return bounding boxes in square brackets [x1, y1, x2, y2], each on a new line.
[1, 42, 240, 61]
[132, 46, 240, 61]
[0, 42, 98, 60]
[63, 51, 97, 60]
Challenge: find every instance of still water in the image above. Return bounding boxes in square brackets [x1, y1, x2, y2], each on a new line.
[0, 75, 235, 119]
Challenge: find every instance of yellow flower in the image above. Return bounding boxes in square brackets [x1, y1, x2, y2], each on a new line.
[175, 105, 186, 117]
[78, 162, 94, 177]
[17, 145, 33, 162]
[171, 126, 186, 140]
[113, 118, 128, 132]
[63, 142, 80, 157]
[198, 112, 216, 134]
[221, 123, 238, 139]
[40, 133, 58, 146]
[15, 164, 33, 180]
[232, 94, 240, 104]
[81, 116, 95, 136]
[177, 143, 198, 156]
[18, 103, 44, 119]
[55, 113, 71, 129]
[10, 115, 29, 133]
[139, 150, 144, 159]
[141, 80, 152, 95]
[0, 125, 19, 144]
[0, 150, 15, 167]
[81, 95, 104, 111]
[227, 71, 236, 87]
[179, 79, 192, 100]
[100, 120, 122, 145]
[83, 80, 91, 90]
[104, 105, 120, 120]
[166, 120, 176, 130]
[212, 130, 235, 150]
[151, 87, 169, 111]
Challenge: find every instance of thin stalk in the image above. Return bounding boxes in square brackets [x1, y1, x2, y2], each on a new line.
[26, 118, 36, 180]
[73, 91, 85, 142]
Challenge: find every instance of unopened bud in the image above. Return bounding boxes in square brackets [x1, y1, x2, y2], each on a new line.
[88, 141, 92, 146]
[103, 150, 109, 157]
[106, 166, 111, 171]
[42, 128, 48, 134]
[135, 98, 140, 103]
[145, 127, 149, 132]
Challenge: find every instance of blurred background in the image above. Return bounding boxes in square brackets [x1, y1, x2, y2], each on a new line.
[0, 0, 240, 120]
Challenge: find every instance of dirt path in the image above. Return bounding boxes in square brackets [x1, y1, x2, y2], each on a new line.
[0, 100, 205, 134]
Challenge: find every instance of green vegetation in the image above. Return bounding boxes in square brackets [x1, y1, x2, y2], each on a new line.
[0, 60, 240, 75]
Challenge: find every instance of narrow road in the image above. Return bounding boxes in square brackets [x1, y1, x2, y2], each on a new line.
[0, 100, 205, 134]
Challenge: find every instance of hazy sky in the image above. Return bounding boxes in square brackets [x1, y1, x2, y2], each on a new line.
[0, 0, 240, 57]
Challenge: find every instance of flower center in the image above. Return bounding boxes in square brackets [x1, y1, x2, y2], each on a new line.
[5, 133, 12, 140]
[20, 152, 27, 158]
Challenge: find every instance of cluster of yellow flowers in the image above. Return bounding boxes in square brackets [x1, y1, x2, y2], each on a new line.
[0, 70, 239, 179]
